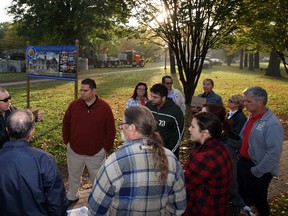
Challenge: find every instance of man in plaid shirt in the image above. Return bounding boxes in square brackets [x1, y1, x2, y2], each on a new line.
[88, 106, 186, 215]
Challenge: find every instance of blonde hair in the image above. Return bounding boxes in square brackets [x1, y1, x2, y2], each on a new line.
[229, 94, 244, 109]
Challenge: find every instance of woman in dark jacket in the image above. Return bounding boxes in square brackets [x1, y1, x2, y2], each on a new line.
[227, 94, 247, 134]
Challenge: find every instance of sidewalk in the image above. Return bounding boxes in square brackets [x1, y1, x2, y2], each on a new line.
[0, 67, 162, 87]
[68, 141, 288, 210]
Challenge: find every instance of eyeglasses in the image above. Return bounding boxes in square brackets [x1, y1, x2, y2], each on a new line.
[137, 88, 146, 91]
[228, 99, 234, 103]
[117, 123, 129, 129]
[0, 96, 11, 103]
[164, 82, 173, 85]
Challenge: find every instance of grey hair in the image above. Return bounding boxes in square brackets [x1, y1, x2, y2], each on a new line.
[243, 86, 268, 105]
[6, 109, 35, 140]
[0, 87, 8, 94]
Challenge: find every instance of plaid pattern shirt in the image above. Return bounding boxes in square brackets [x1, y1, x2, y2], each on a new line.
[183, 138, 233, 216]
[125, 97, 148, 109]
[88, 138, 186, 216]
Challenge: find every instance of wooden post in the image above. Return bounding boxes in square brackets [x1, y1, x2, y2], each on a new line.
[75, 39, 79, 100]
[27, 77, 30, 108]
[26, 41, 30, 108]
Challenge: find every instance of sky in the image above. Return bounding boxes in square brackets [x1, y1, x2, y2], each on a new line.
[0, 0, 13, 23]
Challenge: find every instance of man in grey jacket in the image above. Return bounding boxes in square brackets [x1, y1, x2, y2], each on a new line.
[237, 86, 284, 216]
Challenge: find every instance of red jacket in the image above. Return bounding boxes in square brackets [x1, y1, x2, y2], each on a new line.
[183, 138, 233, 216]
[62, 96, 116, 156]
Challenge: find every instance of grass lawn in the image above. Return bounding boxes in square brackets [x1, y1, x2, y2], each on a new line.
[2, 62, 288, 214]
[2, 62, 288, 164]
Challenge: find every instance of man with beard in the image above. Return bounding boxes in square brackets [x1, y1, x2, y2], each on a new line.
[145, 83, 184, 159]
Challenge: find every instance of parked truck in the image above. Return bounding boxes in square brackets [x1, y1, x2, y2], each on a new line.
[92, 49, 145, 68]
[114, 49, 145, 67]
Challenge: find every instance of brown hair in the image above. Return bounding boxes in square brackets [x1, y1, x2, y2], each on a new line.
[203, 78, 214, 86]
[124, 106, 168, 184]
[131, 82, 148, 100]
[193, 112, 222, 139]
[202, 103, 232, 138]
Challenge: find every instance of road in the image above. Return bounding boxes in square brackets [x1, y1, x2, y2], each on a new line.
[1, 67, 163, 87]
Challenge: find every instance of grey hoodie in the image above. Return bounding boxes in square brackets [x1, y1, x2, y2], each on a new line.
[240, 108, 284, 178]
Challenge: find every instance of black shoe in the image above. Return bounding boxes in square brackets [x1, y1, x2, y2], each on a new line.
[67, 198, 79, 207]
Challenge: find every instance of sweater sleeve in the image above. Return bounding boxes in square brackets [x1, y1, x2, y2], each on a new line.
[251, 123, 284, 178]
[103, 105, 116, 153]
[62, 103, 72, 145]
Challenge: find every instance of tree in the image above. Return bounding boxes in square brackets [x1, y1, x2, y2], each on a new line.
[7, 0, 133, 46]
[1, 22, 28, 50]
[266, 50, 281, 77]
[0, 22, 10, 57]
[132, 0, 243, 104]
[234, 0, 288, 76]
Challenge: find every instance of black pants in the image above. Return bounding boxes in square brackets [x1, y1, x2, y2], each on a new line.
[237, 158, 272, 216]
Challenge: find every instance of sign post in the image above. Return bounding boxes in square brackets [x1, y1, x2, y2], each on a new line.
[75, 40, 79, 100]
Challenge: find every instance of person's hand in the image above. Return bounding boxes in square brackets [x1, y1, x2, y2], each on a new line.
[36, 112, 45, 122]
[191, 107, 201, 113]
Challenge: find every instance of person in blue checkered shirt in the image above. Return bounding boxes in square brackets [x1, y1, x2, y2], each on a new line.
[125, 82, 149, 109]
[88, 106, 186, 215]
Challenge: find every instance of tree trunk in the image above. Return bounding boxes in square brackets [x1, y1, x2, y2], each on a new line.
[240, 49, 244, 69]
[266, 50, 281, 77]
[244, 51, 248, 67]
[226, 56, 234, 66]
[169, 46, 176, 74]
[254, 52, 259, 69]
[183, 82, 195, 105]
[248, 53, 254, 71]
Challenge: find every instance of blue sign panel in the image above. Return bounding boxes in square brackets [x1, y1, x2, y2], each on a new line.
[26, 45, 77, 80]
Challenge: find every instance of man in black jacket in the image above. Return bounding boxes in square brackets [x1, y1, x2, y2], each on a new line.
[0, 87, 44, 149]
[146, 83, 184, 159]
[0, 87, 15, 149]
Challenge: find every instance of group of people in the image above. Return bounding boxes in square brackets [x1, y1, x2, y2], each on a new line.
[0, 77, 284, 216]
[126, 76, 186, 159]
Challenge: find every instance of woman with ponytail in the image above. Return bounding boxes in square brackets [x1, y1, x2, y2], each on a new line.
[183, 112, 233, 216]
[88, 106, 186, 215]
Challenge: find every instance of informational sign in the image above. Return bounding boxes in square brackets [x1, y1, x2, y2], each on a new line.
[26, 45, 78, 81]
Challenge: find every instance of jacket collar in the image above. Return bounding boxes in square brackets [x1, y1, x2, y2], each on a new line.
[2, 140, 32, 149]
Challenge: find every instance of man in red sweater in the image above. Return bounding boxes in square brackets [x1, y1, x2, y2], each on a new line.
[62, 78, 116, 206]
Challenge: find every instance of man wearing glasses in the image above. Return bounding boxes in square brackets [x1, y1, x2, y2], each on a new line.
[162, 76, 186, 115]
[0, 87, 15, 149]
[0, 87, 44, 149]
